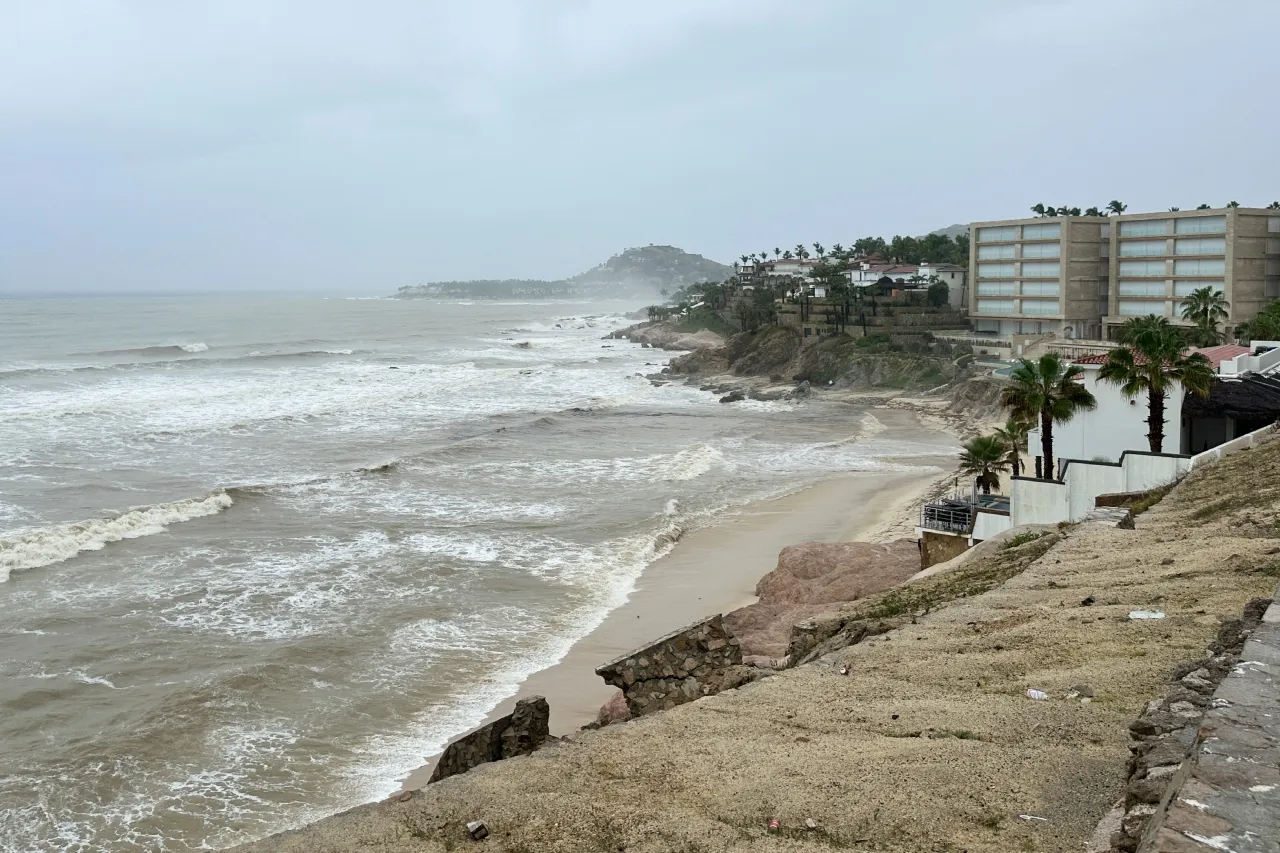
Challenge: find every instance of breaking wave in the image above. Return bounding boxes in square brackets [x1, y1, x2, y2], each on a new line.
[0, 491, 234, 581]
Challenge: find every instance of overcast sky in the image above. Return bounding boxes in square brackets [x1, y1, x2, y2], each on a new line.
[2, 0, 1278, 294]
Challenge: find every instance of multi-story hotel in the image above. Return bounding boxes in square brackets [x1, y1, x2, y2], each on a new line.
[1102, 208, 1280, 340]
[969, 207, 1280, 340]
[968, 216, 1109, 339]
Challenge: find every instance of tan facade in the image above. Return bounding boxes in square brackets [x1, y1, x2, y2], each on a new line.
[1103, 207, 1280, 339]
[968, 216, 1108, 339]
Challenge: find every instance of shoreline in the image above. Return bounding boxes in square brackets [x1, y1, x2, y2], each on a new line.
[400, 406, 958, 790]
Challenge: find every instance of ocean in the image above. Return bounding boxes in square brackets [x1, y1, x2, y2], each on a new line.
[0, 295, 952, 852]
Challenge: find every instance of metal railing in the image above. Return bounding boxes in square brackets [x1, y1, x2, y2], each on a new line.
[919, 502, 974, 534]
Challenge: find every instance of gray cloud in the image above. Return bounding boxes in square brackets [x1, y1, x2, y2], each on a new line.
[1, 0, 1277, 293]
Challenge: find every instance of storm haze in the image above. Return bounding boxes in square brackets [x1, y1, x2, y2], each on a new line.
[1, 0, 1278, 294]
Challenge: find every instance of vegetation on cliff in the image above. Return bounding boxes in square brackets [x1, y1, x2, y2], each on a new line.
[393, 245, 732, 299]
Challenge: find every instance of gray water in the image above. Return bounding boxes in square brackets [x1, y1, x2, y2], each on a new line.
[0, 296, 952, 852]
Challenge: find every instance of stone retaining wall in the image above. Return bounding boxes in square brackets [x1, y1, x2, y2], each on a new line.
[1109, 592, 1276, 851]
[428, 696, 550, 784]
[595, 615, 742, 718]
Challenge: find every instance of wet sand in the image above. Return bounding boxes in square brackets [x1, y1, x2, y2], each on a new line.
[400, 412, 958, 789]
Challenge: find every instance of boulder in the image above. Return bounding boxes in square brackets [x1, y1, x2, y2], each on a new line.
[429, 696, 550, 784]
[596, 690, 631, 728]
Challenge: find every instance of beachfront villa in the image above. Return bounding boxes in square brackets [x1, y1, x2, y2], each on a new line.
[917, 341, 1280, 567]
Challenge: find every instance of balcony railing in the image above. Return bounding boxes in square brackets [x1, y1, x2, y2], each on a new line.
[920, 500, 974, 534]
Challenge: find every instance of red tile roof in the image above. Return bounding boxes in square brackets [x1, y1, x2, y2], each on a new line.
[1073, 345, 1250, 369]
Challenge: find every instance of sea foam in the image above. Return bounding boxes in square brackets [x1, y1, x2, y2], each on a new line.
[0, 491, 234, 580]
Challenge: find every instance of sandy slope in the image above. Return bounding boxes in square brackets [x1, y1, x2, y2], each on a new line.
[237, 438, 1280, 852]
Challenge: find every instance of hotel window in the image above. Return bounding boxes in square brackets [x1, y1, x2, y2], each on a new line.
[1173, 279, 1224, 297]
[1269, 279, 1280, 299]
[977, 282, 1015, 295]
[1268, 259, 1280, 276]
[1119, 239, 1167, 257]
[1020, 298, 1060, 315]
[976, 298, 1014, 313]
[1021, 222, 1061, 240]
[977, 244, 1015, 260]
[1119, 219, 1171, 237]
[1020, 261, 1060, 278]
[1020, 242, 1060, 258]
[1119, 260, 1167, 277]
[976, 226, 1016, 242]
[1174, 258, 1225, 276]
[1020, 282, 1060, 296]
[1118, 281, 1167, 297]
[1118, 300, 1167, 316]
[1267, 238, 1280, 254]
[978, 262, 1015, 278]
[1270, 217, 1280, 233]
[1175, 215, 1226, 235]
[1174, 237, 1226, 255]
[1101, 224, 1111, 239]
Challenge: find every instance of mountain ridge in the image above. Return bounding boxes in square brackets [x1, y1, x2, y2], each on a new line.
[394, 245, 733, 300]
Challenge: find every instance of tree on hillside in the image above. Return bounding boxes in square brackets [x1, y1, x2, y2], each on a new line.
[999, 353, 1097, 480]
[960, 435, 1010, 495]
[1107, 200, 1128, 215]
[926, 277, 949, 308]
[831, 243, 844, 259]
[853, 236, 888, 258]
[1179, 287, 1229, 347]
[1099, 316, 1214, 453]
[1239, 301, 1280, 343]
[993, 418, 1031, 478]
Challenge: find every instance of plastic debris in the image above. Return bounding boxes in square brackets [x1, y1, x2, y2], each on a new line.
[767, 818, 780, 834]
[1128, 610, 1166, 620]
[1026, 689, 1049, 701]
[805, 818, 818, 830]
[1018, 814, 1049, 822]
[466, 820, 490, 840]
[839, 665, 850, 676]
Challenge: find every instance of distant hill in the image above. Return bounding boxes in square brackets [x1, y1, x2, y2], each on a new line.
[394, 246, 733, 300]
[928, 223, 970, 240]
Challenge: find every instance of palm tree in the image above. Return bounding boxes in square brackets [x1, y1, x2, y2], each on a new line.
[1226, 200, 1240, 208]
[794, 243, 806, 260]
[1169, 207, 1180, 212]
[831, 243, 844, 258]
[999, 353, 1097, 480]
[960, 435, 1011, 495]
[1196, 204, 1212, 210]
[739, 254, 750, 267]
[813, 242, 825, 259]
[1044, 206, 1058, 217]
[1180, 287, 1229, 346]
[1239, 301, 1280, 343]
[1268, 202, 1280, 210]
[1107, 200, 1128, 215]
[993, 419, 1031, 478]
[1099, 317, 1215, 453]
[782, 249, 794, 260]
[1030, 203, 1046, 217]
[774, 247, 781, 259]
[1084, 206, 1102, 217]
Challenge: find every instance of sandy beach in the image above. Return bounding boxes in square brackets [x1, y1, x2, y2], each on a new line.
[401, 407, 958, 789]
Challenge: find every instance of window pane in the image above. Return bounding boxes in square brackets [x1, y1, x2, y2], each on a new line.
[1022, 223, 1061, 240]
[1174, 237, 1226, 255]
[977, 262, 1015, 278]
[1174, 258, 1225, 276]
[976, 299, 1014, 313]
[1020, 282, 1060, 296]
[1118, 300, 1167, 316]
[1175, 215, 1226, 234]
[1270, 217, 1280, 233]
[1119, 239, 1167, 257]
[1267, 237, 1280, 253]
[1020, 298, 1060, 315]
[1020, 261, 1060, 278]
[977, 244, 1015, 260]
[1118, 281, 1167, 297]
[977, 282, 1015, 295]
[1173, 279, 1223, 297]
[1119, 260, 1167, 276]
[1268, 259, 1280, 276]
[1119, 219, 1171, 237]
[1020, 242, 1060, 258]
[977, 226, 1016, 242]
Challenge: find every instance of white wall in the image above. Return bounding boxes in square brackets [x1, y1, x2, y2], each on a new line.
[1064, 462, 1125, 521]
[1028, 366, 1186, 468]
[972, 511, 1012, 541]
[1011, 477, 1070, 526]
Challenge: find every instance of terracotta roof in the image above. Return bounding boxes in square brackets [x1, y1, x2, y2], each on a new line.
[1073, 345, 1250, 369]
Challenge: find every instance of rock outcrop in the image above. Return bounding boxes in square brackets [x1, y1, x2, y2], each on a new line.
[724, 540, 921, 659]
[427, 696, 550, 784]
[609, 321, 726, 352]
[595, 615, 743, 718]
